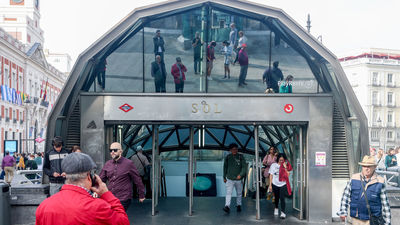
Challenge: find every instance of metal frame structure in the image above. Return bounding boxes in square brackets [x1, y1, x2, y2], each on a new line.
[44, 0, 369, 223]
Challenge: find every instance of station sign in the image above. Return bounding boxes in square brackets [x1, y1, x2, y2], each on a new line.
[104, 96, 310, 122]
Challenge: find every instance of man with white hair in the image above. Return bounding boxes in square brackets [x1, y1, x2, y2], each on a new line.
[131, 146, 152, 199]
[100, 142, 145, 211]
[36, 152, 129, 224]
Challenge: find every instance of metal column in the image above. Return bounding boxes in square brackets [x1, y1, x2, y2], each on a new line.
[188, 126, 194, 216]
[151, 125, 158, 216]
[254, 125, 260, 220]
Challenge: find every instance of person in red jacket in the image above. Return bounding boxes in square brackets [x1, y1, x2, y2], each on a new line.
[171, 57, 187, 93]
[36, 152, 129, 225]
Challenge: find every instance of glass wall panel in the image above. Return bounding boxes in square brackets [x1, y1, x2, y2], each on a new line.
[93, 28, 144, 92]
[270, 19, 319, 93]
[144, 8, 206, 93]
[207, 10, 269, 93]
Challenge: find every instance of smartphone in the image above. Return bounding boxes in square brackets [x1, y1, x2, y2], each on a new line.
[90, 171, 97, 187]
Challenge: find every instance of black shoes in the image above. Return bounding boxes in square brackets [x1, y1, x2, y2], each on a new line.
[237, 205, 241, 212]
[223, 206, 230, 214]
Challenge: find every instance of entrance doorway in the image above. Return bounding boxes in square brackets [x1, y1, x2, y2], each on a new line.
[105, 123, 307, 220]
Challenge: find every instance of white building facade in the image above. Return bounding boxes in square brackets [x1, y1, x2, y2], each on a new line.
[341, 48, 400, 151]
[0, 0, 44, 48]
[0, 0, 66, 154]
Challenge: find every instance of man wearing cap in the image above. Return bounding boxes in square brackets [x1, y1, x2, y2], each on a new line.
[153, 29, 165, 62]
[171, 57, 187, 93]
[36, 153, 129, 225]
[131, 146, 152, 199]
[100, 142, 145, 211]
[43, 136, 71, 195]
[338, 155, 391, 225]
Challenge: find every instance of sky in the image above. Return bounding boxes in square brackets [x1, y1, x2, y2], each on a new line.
[40, 0, 400, 64]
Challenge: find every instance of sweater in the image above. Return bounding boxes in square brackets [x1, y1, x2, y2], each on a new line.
[223, 153, 247, 180]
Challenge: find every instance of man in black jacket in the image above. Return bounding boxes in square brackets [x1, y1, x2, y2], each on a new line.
[43, 136, 70, 195]
[151, 55, 167, 92]
[153, 30, 165, 62]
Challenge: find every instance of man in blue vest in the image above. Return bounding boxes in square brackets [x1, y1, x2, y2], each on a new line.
[338, 155, 391, 225]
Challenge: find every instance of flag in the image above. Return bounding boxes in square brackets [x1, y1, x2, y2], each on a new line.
[1, 86, 5, 101]
[42, 79, 48, 101]
[7, 86, 12, 102]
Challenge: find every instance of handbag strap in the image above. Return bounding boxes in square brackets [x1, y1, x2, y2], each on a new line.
[135, 154, 146, 168]
[360, 174, 373, 218]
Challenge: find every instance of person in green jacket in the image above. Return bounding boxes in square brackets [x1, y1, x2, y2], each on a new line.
[223, 143, 247, 214]
[385, 148, 397, 168]
[279, 75, 293, 93]
[26, 154, 38, 180]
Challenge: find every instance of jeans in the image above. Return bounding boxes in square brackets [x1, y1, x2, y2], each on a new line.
[50, 183, 64, 196]
[239, 65, 248, 84]
[272, 184, 287, 212]
[225, 179, 243, 207]
[194, 59, 201, 74]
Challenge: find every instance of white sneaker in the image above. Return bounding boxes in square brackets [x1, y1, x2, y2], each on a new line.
[274, 208, 279, 216]
[280, 211, 286, 219]
[207, 76, 213, 81]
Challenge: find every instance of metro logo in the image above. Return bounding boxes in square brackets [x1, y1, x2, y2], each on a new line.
[119, 104, 133, 112]
[284, 104, 293, 113]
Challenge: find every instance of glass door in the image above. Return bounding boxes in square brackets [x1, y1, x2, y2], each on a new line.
[292, 126, 306, 219]
[152, 125, 160, 216]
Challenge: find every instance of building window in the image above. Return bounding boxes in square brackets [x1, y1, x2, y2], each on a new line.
[371, 130, 379, 141]
[388, 112, 393, 123]
[388, 73, 393, 85]
[387, 131, 393, 140]
[372, 72, 379, 85]
[5, 131, 8, 140]
[4, 68, 9, 86]
[372, 91, 379, 105]
[388, 92, 394, 106]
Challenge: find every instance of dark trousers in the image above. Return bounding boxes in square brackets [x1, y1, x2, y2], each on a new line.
[175, 82, 184, 93]
[194, 59, 201, 73]
[154, 78, 166, 92]
[272, 184, 287, 212]
[97, 70, 106, 89]
[239, 65, 248, 84]
[120, 199, 131, 211]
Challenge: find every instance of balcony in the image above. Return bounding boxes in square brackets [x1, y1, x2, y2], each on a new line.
[387, 103, 396, 108]
[387, 122, 396, 128]
[13, 118, 17, 124]
[5, 117, 10, 122]
[372, 102, 382, 107]
[387, 83, 396, 88]
[372, 82, 382, 87]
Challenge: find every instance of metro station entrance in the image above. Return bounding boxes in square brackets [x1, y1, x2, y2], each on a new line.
[105, 123, 307, 220]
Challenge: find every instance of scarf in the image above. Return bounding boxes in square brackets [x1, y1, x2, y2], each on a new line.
[278, 160, 293, 195]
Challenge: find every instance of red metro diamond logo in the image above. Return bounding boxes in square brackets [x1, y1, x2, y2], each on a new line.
[119, 104, 133, 112]
[284, 104, 294, 113]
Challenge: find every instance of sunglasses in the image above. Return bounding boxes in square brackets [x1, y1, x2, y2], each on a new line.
[109, 148, 120, 153]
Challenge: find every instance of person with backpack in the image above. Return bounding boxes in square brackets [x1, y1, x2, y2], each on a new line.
[130, 146, 152, 199]
[223, 143, 247, 214]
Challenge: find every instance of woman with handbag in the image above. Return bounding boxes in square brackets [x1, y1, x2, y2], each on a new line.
[268, 153, 292, 219]
[262, 147, 277, 200]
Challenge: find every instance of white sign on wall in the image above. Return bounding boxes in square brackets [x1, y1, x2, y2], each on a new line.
[315, 152, 326, 167]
